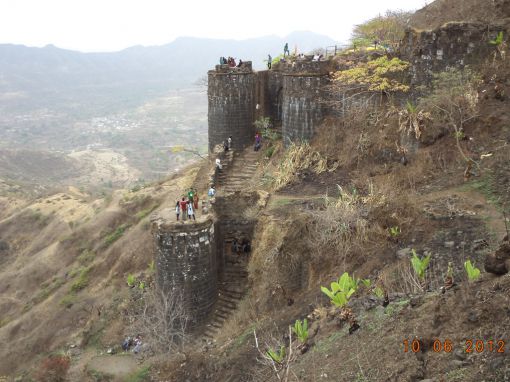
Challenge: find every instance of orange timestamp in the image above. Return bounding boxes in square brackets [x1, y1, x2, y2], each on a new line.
[403, 338, 506, 353]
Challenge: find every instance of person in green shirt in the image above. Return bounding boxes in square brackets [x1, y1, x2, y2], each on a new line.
[187, 189, 194, 204]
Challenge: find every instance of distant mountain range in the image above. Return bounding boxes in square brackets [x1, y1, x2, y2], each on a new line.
[0, 31, 336, 96]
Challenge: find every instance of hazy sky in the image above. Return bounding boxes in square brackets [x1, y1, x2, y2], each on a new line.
[0, 0, 429, 52]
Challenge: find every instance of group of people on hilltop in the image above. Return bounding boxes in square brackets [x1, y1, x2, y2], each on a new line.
[175, 187, 199, 221]
[220, 56, 243, 68]
[175, 186, 217, 222]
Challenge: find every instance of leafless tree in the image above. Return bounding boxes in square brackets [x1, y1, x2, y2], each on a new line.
[127, 287, 190, 353]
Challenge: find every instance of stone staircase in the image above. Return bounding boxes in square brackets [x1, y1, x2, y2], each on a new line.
[217, 149, 261, 193]
[203, 243, 250, 339]
[200, 147, 262, 340]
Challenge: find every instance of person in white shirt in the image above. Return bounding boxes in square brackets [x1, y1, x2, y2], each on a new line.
[187, 202, 195, 221]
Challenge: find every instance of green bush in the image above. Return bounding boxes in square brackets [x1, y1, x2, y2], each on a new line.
[71, 267, 91, 292]
[78, 249, 95, 265]
[127, 274, 136, 287]
[104, 224, 130, 246]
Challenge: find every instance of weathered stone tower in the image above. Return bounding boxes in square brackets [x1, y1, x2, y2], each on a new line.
[151, 214, 217, 326]
[282, 74, 328, 146]
[280, 61, 330, 147]
[208, 62, 256, 152]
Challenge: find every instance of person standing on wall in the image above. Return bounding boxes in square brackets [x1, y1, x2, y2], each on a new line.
[228, 136, 232, 150]
[267, 54, 272, 69]
[193, 190, 199, 210]
[179, 197, 188, 221]
[187, 201, 196, 221]
[188, 188, 194, 205]
[175, 200, 180, 221]
[284, 43, 290, 57]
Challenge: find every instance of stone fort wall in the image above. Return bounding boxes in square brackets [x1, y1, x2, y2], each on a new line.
[400, 22, 507, 86]
[207, 24, 507, 151]
[208, 60, 331, 151]
[151, 216, 217, 326]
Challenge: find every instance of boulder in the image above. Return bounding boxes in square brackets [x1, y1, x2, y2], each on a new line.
[484, 236, 510, 275]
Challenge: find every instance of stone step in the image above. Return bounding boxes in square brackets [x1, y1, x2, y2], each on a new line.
[217, 296, 238, 309]
[203, 328, 217, 338]
[211, 315, 226, 325]
[210, 321, 223, 329]
[224, 264, 248, 272]
[213, 310, 230, 320]
[215, 302, 235, 312]
[219, 288, 246, 299]
[224, 270, 249, 277]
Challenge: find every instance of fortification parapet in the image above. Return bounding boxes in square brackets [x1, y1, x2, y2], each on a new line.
[151, 213, 217, 327]
[274, 59, 333, 75]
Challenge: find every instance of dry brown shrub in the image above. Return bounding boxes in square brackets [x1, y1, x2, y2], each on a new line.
[271, 142, 334, 191]
[35, 355, 70, 382]
[379, 259, 423, 295]
[307, 184, 387, 269]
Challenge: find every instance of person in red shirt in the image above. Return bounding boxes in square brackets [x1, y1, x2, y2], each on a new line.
[179, 197, 188, 221]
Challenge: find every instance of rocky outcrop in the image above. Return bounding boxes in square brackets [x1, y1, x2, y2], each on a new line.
[484, 235, 510, 275]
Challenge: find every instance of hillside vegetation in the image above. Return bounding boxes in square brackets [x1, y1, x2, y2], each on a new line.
[1, 0, 510, 381]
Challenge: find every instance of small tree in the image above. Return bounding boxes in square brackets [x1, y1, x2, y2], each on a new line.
[351, 10, 413, 51]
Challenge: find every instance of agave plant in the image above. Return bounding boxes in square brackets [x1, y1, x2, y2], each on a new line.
[490, 31, 504, 46]
[464, 259, 481, 281]
[292, 319, 309, 344]
[321, 272, 370, 307]
[410, 250, 431, 280]
[266, 346, 286, 364]
[389, 226, 401, 237]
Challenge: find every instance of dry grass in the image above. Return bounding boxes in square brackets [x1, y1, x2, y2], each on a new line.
[271, 142, 334, 191]
[307, 184, 387, 269]
[379, 259, 424, 294]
